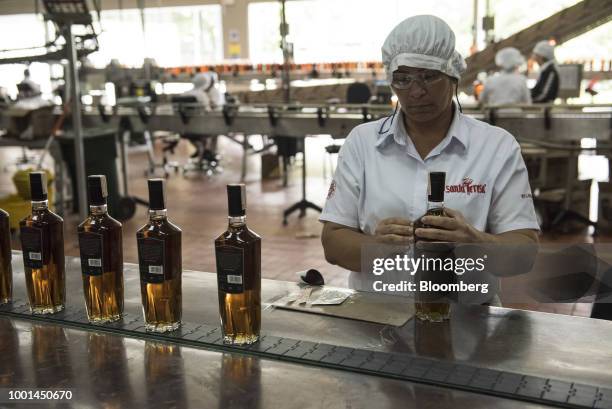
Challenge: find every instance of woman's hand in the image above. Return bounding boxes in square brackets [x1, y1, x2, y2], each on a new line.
[374, 217, 413, 245]
[414, 207, 485, 243]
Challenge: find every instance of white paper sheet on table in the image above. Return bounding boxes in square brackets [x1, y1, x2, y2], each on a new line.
[269, 285, 415, 326]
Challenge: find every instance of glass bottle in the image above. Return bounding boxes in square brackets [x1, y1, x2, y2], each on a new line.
[0, 208, 12, 304]
[413, 171, 453, 322]
[19, 172, 65, 314]
[78, 175, 124, 323]
[215, 184, 261, 345]
[136, 179, 182, 332]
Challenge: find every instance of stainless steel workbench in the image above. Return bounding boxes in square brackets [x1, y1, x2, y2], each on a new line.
[2, 252, 612, 408]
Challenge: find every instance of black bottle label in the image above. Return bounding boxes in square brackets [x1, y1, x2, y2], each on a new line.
[20, 226, 45, 269]
[138, 237, 165, 284]
[78, 232, 104, 276]
[216, 246, 244, 294]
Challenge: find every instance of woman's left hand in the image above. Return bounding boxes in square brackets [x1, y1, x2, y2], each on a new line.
[414, 207, 486, 243]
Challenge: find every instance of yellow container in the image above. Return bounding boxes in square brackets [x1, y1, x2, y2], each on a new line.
[12, 168, 54, 200]
[1, 169, 55, 230]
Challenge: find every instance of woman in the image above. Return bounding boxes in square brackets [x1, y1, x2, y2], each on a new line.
[530, 41, 559, 103]
[319, 15, 539, 291]
[480, 47, 531, 106]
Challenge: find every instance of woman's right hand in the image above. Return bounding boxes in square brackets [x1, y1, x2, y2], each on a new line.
[374, 217, 413, 245]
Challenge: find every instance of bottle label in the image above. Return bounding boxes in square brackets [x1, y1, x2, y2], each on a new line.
[78, 232, 105, 276]
[216, 246, 244, 294]
[20, 226, 46, 269]
[138, 237, 165, 284]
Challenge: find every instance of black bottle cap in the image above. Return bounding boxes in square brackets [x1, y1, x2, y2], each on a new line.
[428, 171, 446, 202]
[29, 172, 47, 201]
[148, 179, 166, 210]
[227, 184, 246, 217]
[87, 175, 108, 206]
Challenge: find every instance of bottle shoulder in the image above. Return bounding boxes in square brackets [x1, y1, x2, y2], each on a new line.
[137, 218, 181, 238]
[21, 209, 63, 227]
[216, 225, 261, 245]
[414, 207, 445, 224]
[78, 214, 122, 232]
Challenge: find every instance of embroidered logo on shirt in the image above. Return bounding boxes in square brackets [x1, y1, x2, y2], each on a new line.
[521, 193, 533, 199]
[446, 177, 487, 195]
[327, 180, 337, 199]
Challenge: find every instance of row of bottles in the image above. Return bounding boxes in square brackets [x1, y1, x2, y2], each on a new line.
[0, 172, 261, 345]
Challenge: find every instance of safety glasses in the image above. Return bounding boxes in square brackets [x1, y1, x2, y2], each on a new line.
[391, 71, 445, 90]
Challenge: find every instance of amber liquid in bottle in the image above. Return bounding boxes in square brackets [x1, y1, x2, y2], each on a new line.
[20, 187, 65, 314]
[0, 209, 12, 304]
[78, 203, 124, 322]
[137, 179, 182, 332]
[215, 184, 261, 345]
[413, 171, 452, 322]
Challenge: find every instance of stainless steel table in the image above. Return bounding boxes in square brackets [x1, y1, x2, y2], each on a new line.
[2, 252, 612, 408]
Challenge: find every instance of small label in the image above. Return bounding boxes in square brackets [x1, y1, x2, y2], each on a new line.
[78, 232, 104, 276]
[227, 275, 243, 284]
[29, 252, 42, 261]
[138, 237, 165, 284]
[148, 265, 163, 275]
[216, 246, 244, 294]
[20, 226, 45, 269]
[88, 259, 102, 267]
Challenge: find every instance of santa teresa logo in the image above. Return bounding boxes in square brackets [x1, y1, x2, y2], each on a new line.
[446, 177, 486, 195]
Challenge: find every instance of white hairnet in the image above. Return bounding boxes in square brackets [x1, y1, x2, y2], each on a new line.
[192, 73, 211, 89]
[533, 41, 555, 61]
[381, 15, 466, 82]
[495, 47, 525, 71]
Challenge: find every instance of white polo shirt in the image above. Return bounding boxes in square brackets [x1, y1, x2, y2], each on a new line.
[320, 106, 539, 242]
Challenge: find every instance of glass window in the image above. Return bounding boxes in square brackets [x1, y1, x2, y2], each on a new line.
[88, 9, 146, 68]
[89, 5, 223, 68]
[144, 5, 223, 67]
[248, 2, 283, 64]
[0, 14, 51, 98]
[249, 0, 478, 64]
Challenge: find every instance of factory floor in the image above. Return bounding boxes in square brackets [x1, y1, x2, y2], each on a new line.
[0, 135, 600, 318]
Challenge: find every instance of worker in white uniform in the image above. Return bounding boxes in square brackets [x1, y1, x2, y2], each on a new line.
[530, 41, 560, 103]
[181, 72, 225, 162]
[319, 15, 540, 296]
[480, 47, 531, 106]
[182, 73, 213, 107]
[205, 71, 225, 110]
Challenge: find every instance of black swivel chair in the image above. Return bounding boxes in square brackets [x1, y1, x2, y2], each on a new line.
[346, 82, 373, 105]
[171, 95, 221, 176]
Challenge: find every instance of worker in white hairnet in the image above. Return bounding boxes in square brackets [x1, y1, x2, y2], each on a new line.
[480, 47, 531, 106]
[182, 73, 211, 107]
[182, 72, 225, 109]
[530, 41, 559, 103]
[319, 15, 539, 306]
[181, 72, 225, 165]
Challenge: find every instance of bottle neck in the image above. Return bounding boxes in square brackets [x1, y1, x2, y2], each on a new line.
[149, 209, 167, 220]
[32, 200, 48, 211]
[89, 204, 107, 216]
[228, 215, 246, 228]
[427, 199, 444, 211]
